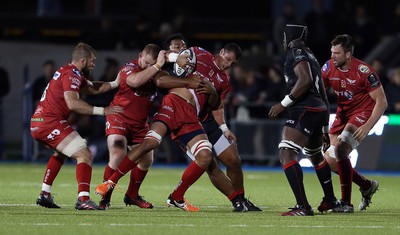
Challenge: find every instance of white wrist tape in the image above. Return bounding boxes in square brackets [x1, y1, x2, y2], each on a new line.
[109, 81, 118, 89]
[93, 106, 105, 115]
[219, 124, 229, 132]
[322, 126, 329, 134]
[168, 53, 179, 62]
[281, 95, 295, 107]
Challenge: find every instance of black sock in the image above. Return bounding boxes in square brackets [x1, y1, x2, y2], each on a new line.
[314, 161, 336, 201]
[283, 161, 309, 207]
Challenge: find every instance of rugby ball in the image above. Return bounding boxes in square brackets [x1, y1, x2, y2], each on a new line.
[172, 48, 196, 78]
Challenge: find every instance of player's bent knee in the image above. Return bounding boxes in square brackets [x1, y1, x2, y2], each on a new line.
[337, 130, 359, 149]
[190, 140, 212, 158]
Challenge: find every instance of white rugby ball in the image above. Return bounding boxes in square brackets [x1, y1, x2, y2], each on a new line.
[173, 48, 196, 78]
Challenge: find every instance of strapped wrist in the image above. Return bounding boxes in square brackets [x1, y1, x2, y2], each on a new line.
[93, 106, 105, 115]
[219, 124, 229, 132]
[109, 81, 118, 89]
[281, 95, 295, 107]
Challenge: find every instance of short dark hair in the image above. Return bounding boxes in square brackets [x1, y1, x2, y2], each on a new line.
[331, 34, 354, 54]
[223, 43, 242, 60]
[163, 33, 187, 50]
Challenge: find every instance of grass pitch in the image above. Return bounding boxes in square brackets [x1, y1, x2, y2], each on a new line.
[0, 163, 399, 235]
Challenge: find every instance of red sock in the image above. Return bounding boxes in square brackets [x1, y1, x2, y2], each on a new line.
[126, 167, 148, 199]
[171, 162, 206, 201]
[337, 159, 353, 204]
[332, 168, 371, 191]
[109, 155, 137, 184]
[352, 169, 371, 191]
[103, 164, 116, 181]
[102, 164, 116, 201]
[76, 162, 92, 201]
[43, 154, 64, 186]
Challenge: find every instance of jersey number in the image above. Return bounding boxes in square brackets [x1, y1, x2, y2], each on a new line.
[40, 83, 50, 102]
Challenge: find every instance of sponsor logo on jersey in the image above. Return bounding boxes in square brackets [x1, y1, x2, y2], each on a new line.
[53, 71, 61, 80]
[303, 128, 311, 134]
[346, 78, 356, 85]
[367, 73, 380, 88]
[358, 64, 370, 74]
[216, 73, 223, 83]
[69, 76, 81, 86]
[162, 105, 174, 112]
[322, 62, 330, 72]
[328, 77, 340, 81]
[355, 116, 366, 124]
[286, 119, 295, 124]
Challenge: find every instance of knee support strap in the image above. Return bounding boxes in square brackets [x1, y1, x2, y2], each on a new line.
[61, 135, 87, 157]
[144, 130, 162, 144]
[278, 140, 302, 154]
[338, 130, 359, 149]
[190, 140, 212, 157]
[303, 146, 322, 157]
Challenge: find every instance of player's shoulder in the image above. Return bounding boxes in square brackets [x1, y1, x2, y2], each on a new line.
[321, 59, 334, 74]
[352, 58, 374, 76]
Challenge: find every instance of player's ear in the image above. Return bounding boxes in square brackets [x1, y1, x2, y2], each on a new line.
[346, 51, 351, 59]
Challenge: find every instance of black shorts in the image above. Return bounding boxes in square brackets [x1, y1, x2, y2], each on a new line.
[285, 107, 327, 137]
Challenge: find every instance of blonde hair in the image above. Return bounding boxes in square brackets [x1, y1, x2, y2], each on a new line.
[71, 42, 96, 62]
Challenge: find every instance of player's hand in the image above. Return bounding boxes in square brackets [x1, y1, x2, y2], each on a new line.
[353, 125, 370, 142]
[177, 53, 191, 68]
[104, 105, 123, 115]
[186, 76, 202, 89]
[268, 103, 285, 119]
[223, 129, 237, 145]
[196, 80, 216, 95]
[156, 50, 167, 68]
[322, 133, 330, 152]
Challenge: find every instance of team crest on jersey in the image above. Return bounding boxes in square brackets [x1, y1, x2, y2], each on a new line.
[358, 64, 370, 74]
[341, 80, 346, 88]
[208, 69, 215, 78]
[322, 62, 330, 72]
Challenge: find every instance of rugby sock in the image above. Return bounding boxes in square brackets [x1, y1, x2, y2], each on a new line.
[236, 188, 245, 199]
[283, 160, 309, 207]
[352, 169, 371, 191]
[76, 162, 92, 202]
[102, 164, 116, 201]
[42, 154, 64, 191]
[331, 168, 371, 190]
[337, 158, 353, 204]
[171, 161, 205, 201]
[103, 164, 116, 181]
[314, 159, 335, 201]
[228, 192, 238, 201]
[126, 166, 148, 199]
[109, 155, 137, 184]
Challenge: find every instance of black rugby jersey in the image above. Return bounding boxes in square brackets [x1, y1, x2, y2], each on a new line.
[284, 43, 329, 110]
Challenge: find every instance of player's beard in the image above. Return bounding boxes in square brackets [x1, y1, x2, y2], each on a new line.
[333, 59, 346, 68]
[81, 67, 92, 78]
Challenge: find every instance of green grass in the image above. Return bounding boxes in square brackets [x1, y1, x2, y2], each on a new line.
[0, 163, 399, 235]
